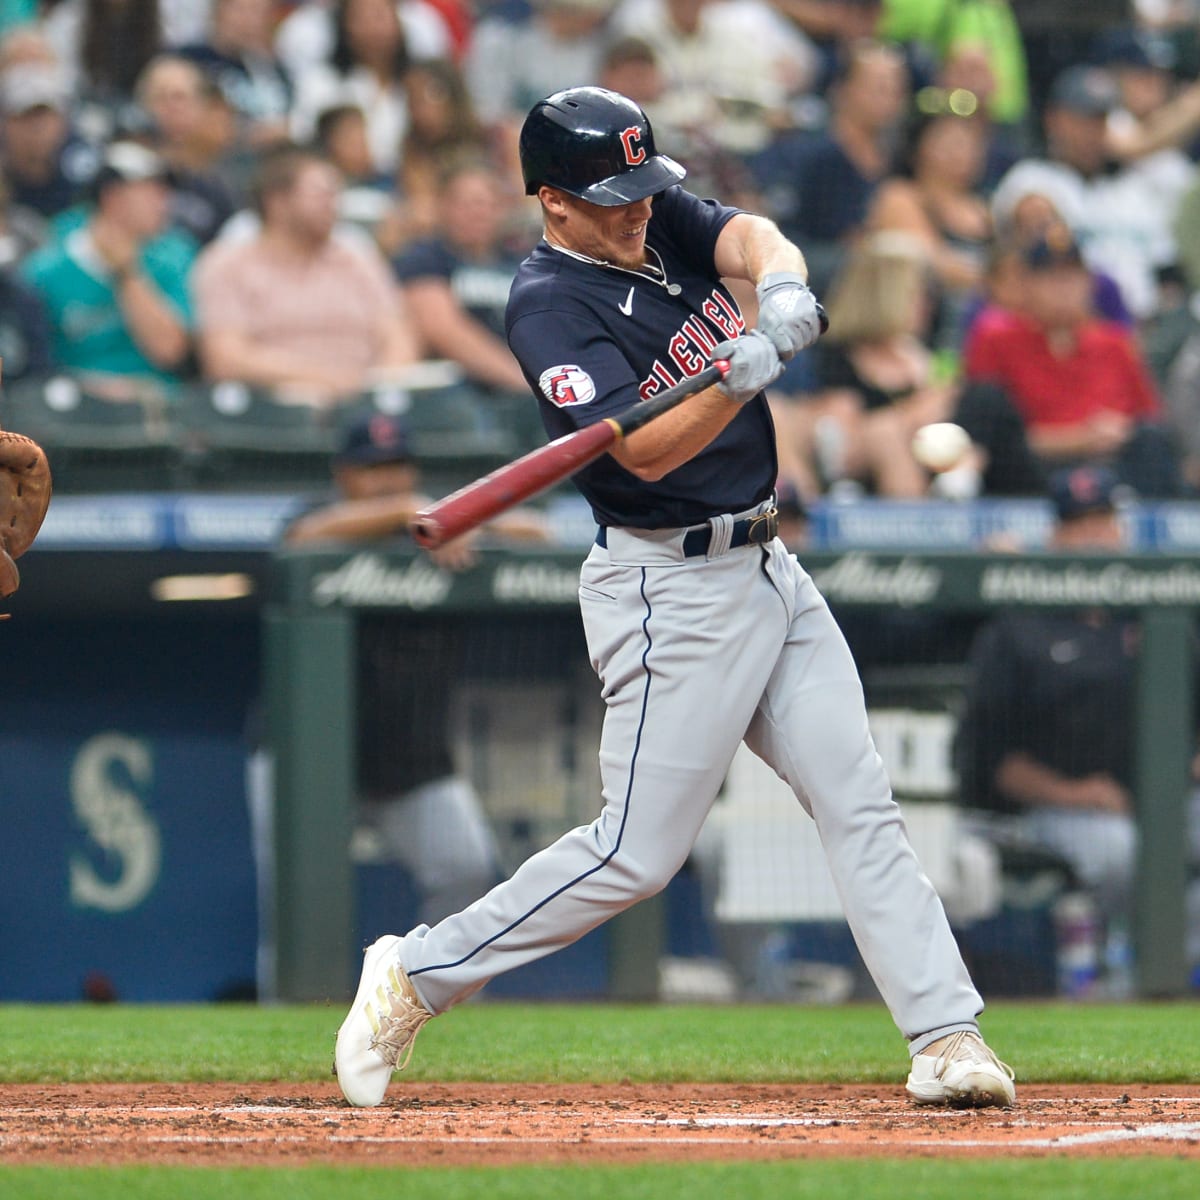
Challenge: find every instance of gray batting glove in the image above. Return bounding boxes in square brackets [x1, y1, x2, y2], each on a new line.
[711, 331, 784, 404]
[755, 272, 822, 360]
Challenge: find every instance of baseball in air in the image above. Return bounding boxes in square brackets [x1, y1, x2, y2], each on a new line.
[911, 422, 972, 473]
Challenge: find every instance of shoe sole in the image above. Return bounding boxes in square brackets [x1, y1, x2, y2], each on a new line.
[906, 1077, 1015, 1108]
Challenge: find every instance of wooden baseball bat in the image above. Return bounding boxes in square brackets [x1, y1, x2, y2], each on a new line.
[410, 361, 728, 549]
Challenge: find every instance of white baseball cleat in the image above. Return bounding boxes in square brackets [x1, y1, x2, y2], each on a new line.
[905, 1030, 1016, 1108]
[334, 934, 433, 1107]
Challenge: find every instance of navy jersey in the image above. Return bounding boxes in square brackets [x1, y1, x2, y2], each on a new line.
[505, 186, 778, 529]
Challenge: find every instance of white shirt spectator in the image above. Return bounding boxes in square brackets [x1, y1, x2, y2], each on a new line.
[611, 0, 818, 152]
[289, 64, 408, 173]
[464, 0, 615, 129]
[275, 0, 452, 80]
[993, 152, 1195, 320]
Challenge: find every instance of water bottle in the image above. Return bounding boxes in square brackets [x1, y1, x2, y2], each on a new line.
[1103, 921, 1135, 1000]
[1054, 892, 1100, 999]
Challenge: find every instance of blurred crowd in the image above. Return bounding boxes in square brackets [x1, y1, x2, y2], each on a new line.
[2, 0, 1200, 502]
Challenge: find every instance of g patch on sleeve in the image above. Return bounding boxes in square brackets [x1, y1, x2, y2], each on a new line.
[538, 364, 596, 408]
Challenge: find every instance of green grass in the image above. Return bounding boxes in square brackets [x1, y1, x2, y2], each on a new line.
[3, 1002, 1198, 1198]
[2, 1000, 1199, 1084]
[2, 1161, 1199, 1200]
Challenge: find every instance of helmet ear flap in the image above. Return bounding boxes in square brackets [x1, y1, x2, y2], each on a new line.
[519, 86, 685, 205]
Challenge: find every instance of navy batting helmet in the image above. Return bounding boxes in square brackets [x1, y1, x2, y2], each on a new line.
[519, 87, 685, 206]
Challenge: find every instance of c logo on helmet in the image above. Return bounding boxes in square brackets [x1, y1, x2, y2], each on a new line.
[619, 125, 646, 167]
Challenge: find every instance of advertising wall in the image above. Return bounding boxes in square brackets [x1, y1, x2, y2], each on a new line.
[0, 618, 260, 1001]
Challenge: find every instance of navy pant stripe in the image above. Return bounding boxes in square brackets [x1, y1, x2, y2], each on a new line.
[411, 568, 655, 978]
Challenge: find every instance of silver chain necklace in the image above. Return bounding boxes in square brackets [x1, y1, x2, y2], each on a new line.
[545, 239, 683, 296]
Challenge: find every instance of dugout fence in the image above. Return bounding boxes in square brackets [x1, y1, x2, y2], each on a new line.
[263, 544, 1197, 1003]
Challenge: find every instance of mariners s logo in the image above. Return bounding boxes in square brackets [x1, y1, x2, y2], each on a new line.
[538, 364, 596, 407]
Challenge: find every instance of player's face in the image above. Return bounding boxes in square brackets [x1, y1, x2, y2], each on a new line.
[546, 191, 654, 270]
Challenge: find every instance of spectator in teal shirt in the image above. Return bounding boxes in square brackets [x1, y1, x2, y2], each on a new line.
[21, 140, 195, 398]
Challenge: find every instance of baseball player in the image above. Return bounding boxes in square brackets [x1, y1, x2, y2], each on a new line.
[335, 86, 1015, 1110]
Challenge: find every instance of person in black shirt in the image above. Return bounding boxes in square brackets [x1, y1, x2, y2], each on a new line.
[959, 465, 1148, 938]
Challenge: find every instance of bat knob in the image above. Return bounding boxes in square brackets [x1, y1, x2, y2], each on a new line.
[409, 512, 442, 549]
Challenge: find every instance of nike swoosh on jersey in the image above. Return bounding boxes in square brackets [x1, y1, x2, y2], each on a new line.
[618, 286, 635, 316]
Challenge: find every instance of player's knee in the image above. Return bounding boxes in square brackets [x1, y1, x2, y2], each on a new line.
[613, 854, 675, 901]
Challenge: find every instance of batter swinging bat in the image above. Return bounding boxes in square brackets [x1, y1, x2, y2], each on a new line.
[410, 360, 728, 549]
[411, 303, 827, 549]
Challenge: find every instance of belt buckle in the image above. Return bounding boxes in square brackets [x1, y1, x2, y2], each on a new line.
[745, 507, 778, 545]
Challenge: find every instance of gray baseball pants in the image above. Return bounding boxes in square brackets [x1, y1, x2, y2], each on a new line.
[398, 519, 983, 1053]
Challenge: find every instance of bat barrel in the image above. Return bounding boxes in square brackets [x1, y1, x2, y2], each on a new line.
[411, 419, 619, 548]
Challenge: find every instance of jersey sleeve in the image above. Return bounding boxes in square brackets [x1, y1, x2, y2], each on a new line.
[507, 306, 641, 436]
[651, 186, 741, 278]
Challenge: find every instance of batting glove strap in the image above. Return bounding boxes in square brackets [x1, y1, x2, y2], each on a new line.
[712, 331, 784, 405]
[755, 272, 822, 360]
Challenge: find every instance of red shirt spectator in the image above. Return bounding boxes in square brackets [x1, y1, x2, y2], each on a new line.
[963, 226, 1181, 496]
[964, 306, 1159, 432]
[964, 229, 1159, 457]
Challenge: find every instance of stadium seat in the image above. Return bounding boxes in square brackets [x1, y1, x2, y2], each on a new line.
[345, 365, 523, 494]
[173, 381, 338, 491]
[0, 373, 181, 493]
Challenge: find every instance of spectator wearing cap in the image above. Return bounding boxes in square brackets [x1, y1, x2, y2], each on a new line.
[963, 224, 1182, 497]
[1003, 0, 1131, 117]
[192, 144, 419, 406]
[992, 62, 1195, 321]
[20, 139, 196, 396]
[0, 61, 100, 218]
[1095, 25, 1200, 165]
[988, 165, 1133, 329]
[287, 407, 548, 555]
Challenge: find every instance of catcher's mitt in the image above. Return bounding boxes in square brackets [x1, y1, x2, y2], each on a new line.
[0, 429, 53, 602]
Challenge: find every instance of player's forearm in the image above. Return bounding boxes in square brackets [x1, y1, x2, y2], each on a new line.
[611, 385, 742, 480]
